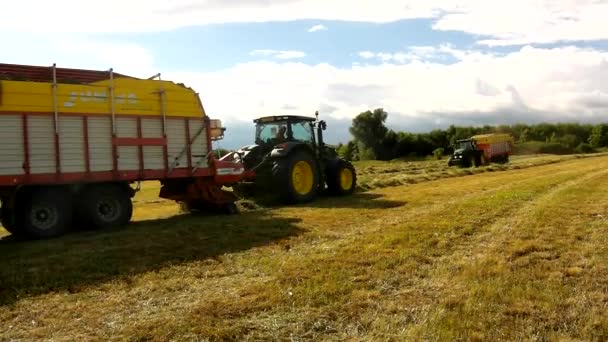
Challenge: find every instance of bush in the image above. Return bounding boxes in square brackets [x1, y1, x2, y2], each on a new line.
[538, 143, 574, 155]
[513, 141, 547, 155]
[575, 143, 595, 154]
[515, 141, 575, 155]
[433, 148, 445, 160]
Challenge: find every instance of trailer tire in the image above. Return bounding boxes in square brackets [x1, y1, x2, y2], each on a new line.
[79, 184, 133, 230]
[19, 187, 72, 239]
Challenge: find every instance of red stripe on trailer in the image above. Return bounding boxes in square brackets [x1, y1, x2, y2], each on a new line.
[185, 118, 193, 172]
[21, 114, 30, 177]
[83, 116, 90, 173]
[0, 168, 214, 186]
[112, 137, 167, 146]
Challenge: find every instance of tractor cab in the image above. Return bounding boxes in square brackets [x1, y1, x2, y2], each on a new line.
[455, 139, 475, 151]
[254, 115, 319, 149]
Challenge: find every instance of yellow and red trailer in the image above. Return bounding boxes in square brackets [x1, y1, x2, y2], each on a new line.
[0, 63, 244, 239]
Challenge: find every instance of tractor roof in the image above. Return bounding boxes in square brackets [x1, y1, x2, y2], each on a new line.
[253, 115, 316, 124]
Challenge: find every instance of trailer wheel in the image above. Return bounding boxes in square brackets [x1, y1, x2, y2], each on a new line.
[19, 187, 72, 239]
[79, 184, 133, 229]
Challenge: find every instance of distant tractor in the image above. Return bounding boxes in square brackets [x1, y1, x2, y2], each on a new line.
[448, 133, 514, 167]
[221, 112, 356, 203]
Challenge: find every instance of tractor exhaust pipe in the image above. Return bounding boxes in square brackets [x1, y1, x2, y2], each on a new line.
[315, 111, 326, 146]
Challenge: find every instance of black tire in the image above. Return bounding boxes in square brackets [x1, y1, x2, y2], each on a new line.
[18, 187, 72, 239]
[224, 203, 239, 215]
[467, 155, 476, 168]
[78, 184, 133, 229]
[327, 160, 357, 196]
[271, 149, 319, 204]
[180, 200, 207, 213]
[1, 202, 17, 234]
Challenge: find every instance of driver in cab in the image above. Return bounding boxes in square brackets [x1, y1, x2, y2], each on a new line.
[275, 126, 287, 141]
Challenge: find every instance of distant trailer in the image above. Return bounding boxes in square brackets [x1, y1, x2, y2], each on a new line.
[0, 63, 244, 239]
[448, 133, 514, 167]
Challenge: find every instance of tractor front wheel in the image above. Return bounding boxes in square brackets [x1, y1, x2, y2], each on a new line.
[272, 150, 319, 203]
[327, 160, 357, 195]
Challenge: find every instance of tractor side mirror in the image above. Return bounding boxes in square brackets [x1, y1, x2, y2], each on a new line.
[320, 120, 326, 130]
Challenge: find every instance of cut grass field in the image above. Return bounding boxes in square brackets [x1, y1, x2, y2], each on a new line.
[2, 153, 608, 340]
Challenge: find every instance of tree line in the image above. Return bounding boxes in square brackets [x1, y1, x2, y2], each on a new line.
[337, 108, 608, 161]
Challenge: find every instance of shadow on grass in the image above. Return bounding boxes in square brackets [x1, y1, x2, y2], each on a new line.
[0, 211, 303, 305]
[245, 192, 407, 210]
[301, 192, 407, 209]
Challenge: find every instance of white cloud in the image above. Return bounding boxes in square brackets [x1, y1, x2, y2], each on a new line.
[433, 1, 608, 46]
[0, 35, 157, 78]
[53, 39, 157, 77]
[358, 44, 502, 65]
[3, 1, 607, 45]
[250, 50, 306, 59]
[308, 24, 328, 32]
[165, 45, 608, 130]
[358, 51, 376, 59]
[0, 1, 444, 33]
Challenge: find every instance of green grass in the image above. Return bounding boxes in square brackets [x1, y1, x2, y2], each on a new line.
[353, 152, 608, 191]
[2, 154, 608, 340]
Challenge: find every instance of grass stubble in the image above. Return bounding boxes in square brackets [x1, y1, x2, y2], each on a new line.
[1, 153, 608, 340]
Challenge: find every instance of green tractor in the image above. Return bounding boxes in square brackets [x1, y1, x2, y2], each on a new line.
[222, 112, 356, 203]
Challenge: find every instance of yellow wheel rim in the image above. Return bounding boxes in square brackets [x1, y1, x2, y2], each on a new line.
[340, 168, 353, 190]
[292, 161, 314, 195]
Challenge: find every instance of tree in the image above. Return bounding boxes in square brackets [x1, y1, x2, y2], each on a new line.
[559, 134, 579, 149]
[588, 124, 608, 148]
[349, 108, 390, 160]
[338, 141, 358, 161]
[433, 148, 445, 160]
[519, 128, 529, 143]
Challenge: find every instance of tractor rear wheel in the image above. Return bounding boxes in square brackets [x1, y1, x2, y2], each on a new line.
[327, 160, 357, 195]
[272, 149, 319, 203]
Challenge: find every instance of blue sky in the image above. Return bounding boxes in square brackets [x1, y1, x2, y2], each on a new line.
[2, 1, 608, 149]
[94, 19, 474, 71]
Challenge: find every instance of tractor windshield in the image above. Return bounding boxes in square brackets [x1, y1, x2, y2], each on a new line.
[255, 121, 289, 144]
[255, 120, 315, 145]
[290, 121, 314, 143]
[456, 140, 474, 150]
